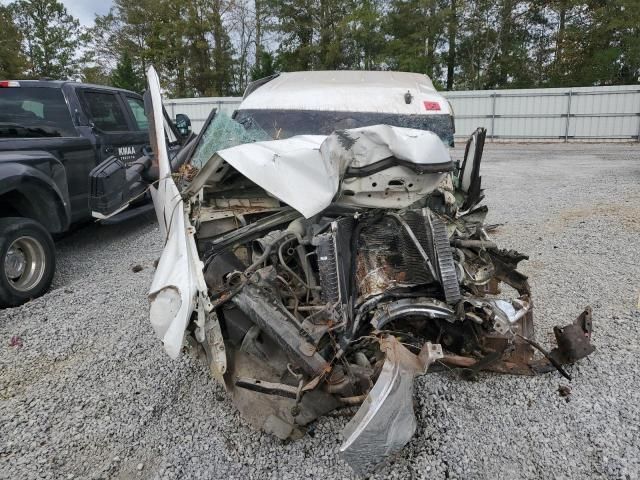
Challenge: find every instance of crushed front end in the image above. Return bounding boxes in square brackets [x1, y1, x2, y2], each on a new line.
[145, 79, 594, 474]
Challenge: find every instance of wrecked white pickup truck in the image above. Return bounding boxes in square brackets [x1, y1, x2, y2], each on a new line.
[91, 68, 595, 474]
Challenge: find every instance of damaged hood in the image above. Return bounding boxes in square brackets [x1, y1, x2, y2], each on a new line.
[215, 125, 452, 218]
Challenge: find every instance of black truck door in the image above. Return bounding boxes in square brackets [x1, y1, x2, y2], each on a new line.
[121, 94, 151, 159]
[78, 89, 148, 165]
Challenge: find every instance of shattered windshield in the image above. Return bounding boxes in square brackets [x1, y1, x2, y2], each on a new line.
[190, 112, 270, 168]
[234, 109, 455, 146]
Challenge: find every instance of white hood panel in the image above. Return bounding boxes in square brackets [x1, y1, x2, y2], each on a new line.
[216, 125, 451, 218]
[216, 135, 331, 218]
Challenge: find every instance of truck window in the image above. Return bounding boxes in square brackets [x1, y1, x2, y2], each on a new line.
[83, 91, 129, 132]
[0, 87, 76, 138]
[126, 97, 149, 130]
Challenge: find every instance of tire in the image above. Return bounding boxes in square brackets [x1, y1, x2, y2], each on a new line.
[0, 217, 56, 308]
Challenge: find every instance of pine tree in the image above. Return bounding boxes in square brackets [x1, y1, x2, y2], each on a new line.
[250, 50, 276, 81]
[383, 0, 448, 83]
[112, 52, 143, 92]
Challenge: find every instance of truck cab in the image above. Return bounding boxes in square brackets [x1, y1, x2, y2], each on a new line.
[0, 79, 174, 307]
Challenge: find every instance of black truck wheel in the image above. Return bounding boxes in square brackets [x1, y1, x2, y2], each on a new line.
[0, 218, 56, 308]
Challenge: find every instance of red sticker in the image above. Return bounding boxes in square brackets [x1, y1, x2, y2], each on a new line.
[423, 101, 441, 111]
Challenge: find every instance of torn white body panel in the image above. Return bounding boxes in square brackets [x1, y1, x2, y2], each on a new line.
[146, 66, 208, 359]
[321, 125, 450, 169]
[215, 125, 452, 218]
[216, 135, 331, 219]
[322, 126, 452, 209]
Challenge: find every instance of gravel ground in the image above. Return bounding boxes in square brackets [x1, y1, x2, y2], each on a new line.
[1, 143, 639, 480]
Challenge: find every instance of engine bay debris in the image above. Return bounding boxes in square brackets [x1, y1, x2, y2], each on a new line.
[142, 67, 595, 474]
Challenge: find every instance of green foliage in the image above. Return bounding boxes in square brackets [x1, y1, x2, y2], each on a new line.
[2, 0, 639, 91]
[85, 0, 236, 97]
[383, 0, 448, 79]
[112, 52, 144, 92]
[250, 50, 277, 81]
[79, 65, 111, 85]
[0, 5, 26, 78]
[11, 0, 82, 79]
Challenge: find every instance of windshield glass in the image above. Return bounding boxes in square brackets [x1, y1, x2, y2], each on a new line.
[234, 109, 455, 146]
[190, 112, 270, 168]
[0, 87, 76, 138]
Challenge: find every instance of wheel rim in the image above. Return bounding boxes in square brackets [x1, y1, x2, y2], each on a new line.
[4, 236, 46, 292]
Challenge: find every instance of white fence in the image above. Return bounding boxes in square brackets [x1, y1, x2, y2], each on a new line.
[164, 97, 240, 133]
[166, 84, 640, 142]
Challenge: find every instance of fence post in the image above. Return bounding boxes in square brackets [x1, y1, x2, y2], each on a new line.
[564, 90, 572, 142]
[490, 92, 497, 141]
[637, 90, 640, 142]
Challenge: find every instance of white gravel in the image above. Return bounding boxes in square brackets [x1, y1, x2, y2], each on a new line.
[1, 143, 639, 480]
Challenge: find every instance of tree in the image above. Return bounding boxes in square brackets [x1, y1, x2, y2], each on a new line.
[81, 0, 639, 94]
[0, 5, 26, 78]
[78, 66, 109, 85]
[383, 0, 448, 82]
[268, 0, 315, 71]
[343, 0, 385, 70]
[210, 0, 236, 95]
[87, 0, 237, 97]
[111, 52, 143, 92]
[446, 0, 457, 89]
[564, 0, 640, 86]
[250, 49, 276, 80]
[11, 0, 82, 79]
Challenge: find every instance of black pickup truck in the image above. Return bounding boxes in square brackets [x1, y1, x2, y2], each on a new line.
[0, 79, 190, 307]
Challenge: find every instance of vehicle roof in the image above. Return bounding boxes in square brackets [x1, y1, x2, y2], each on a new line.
[240, 71, 451, 115]
[1, 79, 141, 96]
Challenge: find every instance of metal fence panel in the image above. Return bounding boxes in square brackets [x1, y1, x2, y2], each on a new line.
[164, 97, 241, 132]
[446, 85, 640, 141]
[167, 84, 640, 141]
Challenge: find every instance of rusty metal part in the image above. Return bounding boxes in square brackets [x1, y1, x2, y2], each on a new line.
[232, 284, 330, 377]
[438, 354, 538, 376]
[549, 306, 595, 364]
[339, 394, 367, 405]
[516, 333, 572, 381]
[224, 347, 339, 441]
[386, 212, 438, 279]
[451, 239, 498, 249]
[370, 298, 455, 330]
[235, 377, 299, 399]
[356, 251, 399, 299]
[436, 307, 595, 379]
[203, 313, 227, 383]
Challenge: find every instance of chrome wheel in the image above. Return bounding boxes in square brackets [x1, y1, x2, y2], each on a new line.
[4, 236, 46, 292]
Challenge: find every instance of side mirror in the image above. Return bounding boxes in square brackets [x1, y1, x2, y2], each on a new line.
[175, 113, 192, 136]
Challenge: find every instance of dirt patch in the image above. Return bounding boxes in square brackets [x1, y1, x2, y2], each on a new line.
[548, 198, 640, 232]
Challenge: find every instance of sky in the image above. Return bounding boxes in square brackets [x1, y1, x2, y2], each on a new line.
[1, 0, 113, 26]
[59, 0, 113, 25]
